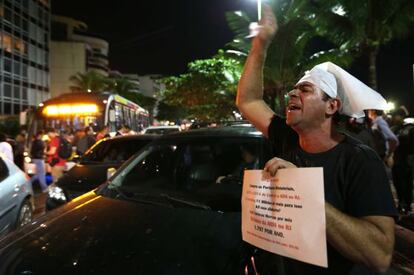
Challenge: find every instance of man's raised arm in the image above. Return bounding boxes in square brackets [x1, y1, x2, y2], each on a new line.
[236, 5, 278, 137]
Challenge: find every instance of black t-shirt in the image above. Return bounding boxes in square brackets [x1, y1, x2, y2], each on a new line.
[392, 123, 414, 163]
[261, 115, 397, 275]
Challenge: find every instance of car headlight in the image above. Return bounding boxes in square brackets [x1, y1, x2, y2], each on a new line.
[24, 156, 31, 163]
[48, 185, 67, 202]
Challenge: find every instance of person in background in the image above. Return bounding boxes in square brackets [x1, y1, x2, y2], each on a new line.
[46, 128, 66, 183]
[0, 132, 13, 161]
[96, 126, 110, 140]
[30, 130, 48, 192]
[14, 133, 26, 171]
[76, 126, 96, 155]
[115, 125, 125, 136]
[216, 144, 259, 184]
[236, 5, 396, 274]
[367, 109, 399, 167]
[345, 117, 376, 150]
[391, 107, 414, 215]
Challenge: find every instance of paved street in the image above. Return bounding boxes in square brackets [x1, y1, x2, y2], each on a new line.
[33, 191, 47, 219]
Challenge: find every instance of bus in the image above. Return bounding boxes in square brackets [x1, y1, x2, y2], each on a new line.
[25, 92, 150, 136]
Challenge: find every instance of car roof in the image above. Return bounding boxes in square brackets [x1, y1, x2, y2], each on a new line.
[102, 134, 159, 143]
[158, 125, 263, 140]
[145, 125, 181, 129]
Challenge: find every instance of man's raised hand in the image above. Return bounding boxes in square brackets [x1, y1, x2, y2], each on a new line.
[254, 4, 278, 49]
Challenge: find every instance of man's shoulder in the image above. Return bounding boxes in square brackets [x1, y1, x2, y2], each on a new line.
[267, 115, 295, 138]
[342, 134, 381, 161]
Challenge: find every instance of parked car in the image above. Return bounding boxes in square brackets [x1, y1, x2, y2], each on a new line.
[46, 134, 158, 210]
[0, 155, 34, 238]
[0, 126, 273, 274]
[143, 125, 181, 134]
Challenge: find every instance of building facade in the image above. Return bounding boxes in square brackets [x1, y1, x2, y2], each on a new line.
[137, 74, 164, 98]
[50, 15, 109, 97]
[0, 0, 50, 115]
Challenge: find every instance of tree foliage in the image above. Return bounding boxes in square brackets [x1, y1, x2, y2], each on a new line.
[301, 0, 414, 89]
[69, 71, 110, 93]
[69, 71, 156, 113]
[225, 0, 354, 114]
[159, 51, 242, 121]
[107, 76, 139, 96]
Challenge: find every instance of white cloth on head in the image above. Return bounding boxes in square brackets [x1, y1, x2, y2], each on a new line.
[296, 62, 387, 118]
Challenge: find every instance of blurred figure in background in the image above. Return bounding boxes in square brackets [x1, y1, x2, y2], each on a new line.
[76, 126, 96, 155]
[30, 130, 47, 192]
[345, 117, 376, 150]
[96, 126, 110, 140]
[46, 128, 66, 183]
[0, 132, 13, 161]
[391, 107, 414, 215]
[14, 133, 26, 171]
[368, 109, 399, 167]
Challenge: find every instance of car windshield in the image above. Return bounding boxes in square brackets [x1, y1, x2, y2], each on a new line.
[100, 137, 266, 211]
[81, 139, 150, 163]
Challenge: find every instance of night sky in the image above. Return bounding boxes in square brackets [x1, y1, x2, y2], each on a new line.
[52, 0, 414, 113]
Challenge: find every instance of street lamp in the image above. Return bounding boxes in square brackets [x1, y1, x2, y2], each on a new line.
[250, 0, 262, 21]
[385, 101, 395, 113]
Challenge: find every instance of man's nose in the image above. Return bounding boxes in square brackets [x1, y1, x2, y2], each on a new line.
[287, 89, 299, 98]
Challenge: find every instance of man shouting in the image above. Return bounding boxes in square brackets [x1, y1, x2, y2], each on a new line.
[237, 5, 397, 274]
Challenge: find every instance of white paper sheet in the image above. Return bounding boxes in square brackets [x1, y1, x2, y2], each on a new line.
[242, 168, 327, 267]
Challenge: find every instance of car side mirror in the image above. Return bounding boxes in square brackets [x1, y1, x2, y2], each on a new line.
[107, 167, 117, 180]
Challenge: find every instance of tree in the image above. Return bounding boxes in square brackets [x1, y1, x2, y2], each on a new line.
[159, 51, 242, 121]
[107, 77, 139, 96]
[107, 76, 157, 115]
[69, 71, 110, 93]
[225, 0, 353, 114]
[303, 0, 414, 89]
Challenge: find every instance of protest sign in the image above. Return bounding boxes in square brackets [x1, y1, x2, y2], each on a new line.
[242, 168, 327, 267]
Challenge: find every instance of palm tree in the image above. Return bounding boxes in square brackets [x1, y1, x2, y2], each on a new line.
[108, 77, 157, 115]
[305, 0, 414, 89]
[108, 77, 140, 97]
[69, 71, 110, 93]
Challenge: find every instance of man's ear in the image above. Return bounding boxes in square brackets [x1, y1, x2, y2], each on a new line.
[326, 98, 341, 116]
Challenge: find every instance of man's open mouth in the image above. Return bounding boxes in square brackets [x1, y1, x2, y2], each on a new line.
[287, 103, 301, 111]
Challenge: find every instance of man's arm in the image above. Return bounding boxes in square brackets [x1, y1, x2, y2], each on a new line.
[326, 203, 394, 273]
[378, 119, 399, 154]
[236, 5, 277, 137]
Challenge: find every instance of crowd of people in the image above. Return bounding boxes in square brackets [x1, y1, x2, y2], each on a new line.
[0, 124, 140, 192]
[344, 107, 414, 215]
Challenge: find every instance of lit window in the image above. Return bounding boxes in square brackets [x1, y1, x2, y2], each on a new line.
[14, 38, 26, 54]
[2, 33, 12, 53]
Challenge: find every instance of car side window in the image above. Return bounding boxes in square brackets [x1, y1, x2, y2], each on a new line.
[84, 140, 148, 163]
[122, 145, 176, 190]
[121, 139, 262, 191]
[0, 157, 9, 182]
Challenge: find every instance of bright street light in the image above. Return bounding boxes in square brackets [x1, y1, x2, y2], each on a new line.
[385, 101, 395, 113]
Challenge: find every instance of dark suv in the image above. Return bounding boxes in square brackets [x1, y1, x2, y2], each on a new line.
[46, 134, 158, 210]
[0, 126, 273, 274]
